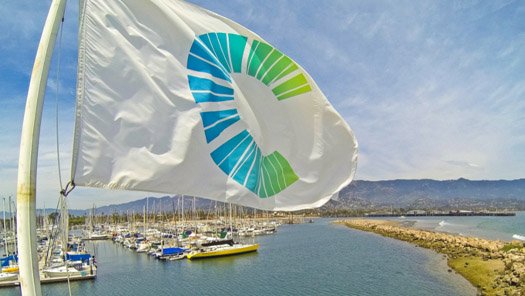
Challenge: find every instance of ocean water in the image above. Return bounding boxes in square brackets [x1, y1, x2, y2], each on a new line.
[409, 211, 525, 242]
[2, 219, 476, 296]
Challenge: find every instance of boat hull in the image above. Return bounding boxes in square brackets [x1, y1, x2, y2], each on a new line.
[2, 266, 19, 273]
[43, 270, 82, 278]
[0, 273, 18, 282]
[187, 244, 259, 259]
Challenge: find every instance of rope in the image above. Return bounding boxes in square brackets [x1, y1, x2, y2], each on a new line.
[54, 15, 65, 191]
[53, 11, 74, 296]
[53, 11, 76, 200]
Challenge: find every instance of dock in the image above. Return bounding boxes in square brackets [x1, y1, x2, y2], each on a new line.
[0, 273, 96, 288]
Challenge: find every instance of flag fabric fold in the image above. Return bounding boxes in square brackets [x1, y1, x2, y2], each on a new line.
[72, 0, 358, 211]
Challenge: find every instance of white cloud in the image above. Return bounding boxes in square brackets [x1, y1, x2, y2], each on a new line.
[1, 0, 524, 209]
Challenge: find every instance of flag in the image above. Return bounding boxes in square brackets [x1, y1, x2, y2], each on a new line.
[72, 0, 358, 211]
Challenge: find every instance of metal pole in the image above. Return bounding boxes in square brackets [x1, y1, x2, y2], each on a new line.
[16, 0, 67, 295]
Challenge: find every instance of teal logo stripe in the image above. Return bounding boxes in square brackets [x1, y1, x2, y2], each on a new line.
[187, 33, 309, 198]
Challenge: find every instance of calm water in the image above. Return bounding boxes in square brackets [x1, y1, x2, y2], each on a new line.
[3, 218, 478, 296]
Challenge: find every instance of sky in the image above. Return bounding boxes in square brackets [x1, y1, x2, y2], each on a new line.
[1, 0, 524, 209]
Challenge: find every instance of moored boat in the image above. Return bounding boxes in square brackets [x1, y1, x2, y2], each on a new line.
[187, 243, 259, 259]
[42, 260, 96, 278]
[0, 272, 18, 282]
[43, 265, 84, 278]
[1, 265, 19, 273]
[84, 233, 109, 240]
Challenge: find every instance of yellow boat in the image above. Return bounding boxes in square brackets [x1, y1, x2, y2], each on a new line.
[187, 243, 259, 259]
[2, 266, 19, 273]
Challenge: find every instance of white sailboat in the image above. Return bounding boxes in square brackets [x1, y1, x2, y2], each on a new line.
[0, 272, 18, 282]
[42, 259, 95, 278]
[42, 265, 82, 278]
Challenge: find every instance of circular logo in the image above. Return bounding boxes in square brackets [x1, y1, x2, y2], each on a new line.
[187, 33, 312, 198]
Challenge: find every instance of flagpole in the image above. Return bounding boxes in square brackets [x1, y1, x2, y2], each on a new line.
[17, 0, 67, 295]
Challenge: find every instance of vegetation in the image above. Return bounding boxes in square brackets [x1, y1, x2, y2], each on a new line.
[501, 242, 524, 252]
[448, 257, 504, 295]
[69, 215, 86, 226]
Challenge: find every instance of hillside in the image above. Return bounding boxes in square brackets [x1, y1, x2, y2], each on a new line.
[60, 178, 525, 214]
[330, 178, 525, 210]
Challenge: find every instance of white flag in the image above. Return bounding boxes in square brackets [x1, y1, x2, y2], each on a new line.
[72, 0, 358, 211]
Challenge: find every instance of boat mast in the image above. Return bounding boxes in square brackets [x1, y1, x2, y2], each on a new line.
[16, 0, 67, 295]
[2, 198, 7, 256]
[9, 196, 15, 254]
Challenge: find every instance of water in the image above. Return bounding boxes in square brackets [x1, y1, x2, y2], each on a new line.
[2, 219, 476, 296]
[409, 211, 525, 241]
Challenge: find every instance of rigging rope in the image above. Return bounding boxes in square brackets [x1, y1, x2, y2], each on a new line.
[53, 12, 74, 296]
[54, 16, 65, 191]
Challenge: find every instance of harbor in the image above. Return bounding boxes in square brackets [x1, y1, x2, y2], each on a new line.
[1, 199, 306, 289]
[1, 218, 485, 296]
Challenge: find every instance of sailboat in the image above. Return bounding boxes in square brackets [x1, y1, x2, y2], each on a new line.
[41, 191, 97, 279]
[0, 272, 18, 282]
[83, 205, 109, 240]
[187, 203, 258, 260]
[16, 0, 357, 294]
[1, 197, 18, 274]
[187, 241, 258, 260]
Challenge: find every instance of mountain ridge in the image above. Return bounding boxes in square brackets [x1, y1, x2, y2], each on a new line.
[14, 178, 522, 216]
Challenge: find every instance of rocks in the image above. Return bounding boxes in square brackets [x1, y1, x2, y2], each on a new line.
[337, 219, 525, 295]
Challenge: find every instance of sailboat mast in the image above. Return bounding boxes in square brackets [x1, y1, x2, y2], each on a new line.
[43, 202, 46, 233]
[146, 197, 149, 233]
[2, 198, 7, 256]
[16, 0, 67, 295]
[143, 205, 146, 234]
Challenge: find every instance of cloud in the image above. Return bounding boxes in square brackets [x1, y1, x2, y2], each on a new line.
[1, 0, 524, 209]
[444, 160, 482, 170]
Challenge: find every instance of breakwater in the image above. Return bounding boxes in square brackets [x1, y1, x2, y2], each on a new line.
[366, 212, 516, 217]
[338, 219, 525, 295]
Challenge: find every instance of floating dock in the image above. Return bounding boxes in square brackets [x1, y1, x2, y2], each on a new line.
[0, 273, 96, 288]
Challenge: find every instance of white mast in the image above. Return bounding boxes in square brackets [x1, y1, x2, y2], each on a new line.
[9, 196, 16, 254]
[146, 196, 149, 232]
[143, 205, 146, 234]
[16, 0, 67, 295]
[43, 202, 47, 233]
[2, 198, 7, 256]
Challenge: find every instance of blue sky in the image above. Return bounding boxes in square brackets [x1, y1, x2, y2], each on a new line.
[1, 0, 524, 209]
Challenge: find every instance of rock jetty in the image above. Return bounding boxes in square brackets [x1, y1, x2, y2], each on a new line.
[337, 219, 525, 296]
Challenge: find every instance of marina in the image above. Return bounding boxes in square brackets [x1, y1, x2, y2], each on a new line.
[1, 202, 296, 288]
[1, 218, 484, 295]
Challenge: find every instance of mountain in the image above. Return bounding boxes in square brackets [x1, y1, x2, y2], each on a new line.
[61, 178, 525, 214]
[80, 195, 217, 216]
[332, 178, 525, 210]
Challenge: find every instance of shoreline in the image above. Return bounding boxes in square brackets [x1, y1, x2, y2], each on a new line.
[336, 219, 525, 295]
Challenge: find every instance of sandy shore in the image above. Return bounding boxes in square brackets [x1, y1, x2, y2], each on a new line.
[336, 219, 525, 296]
